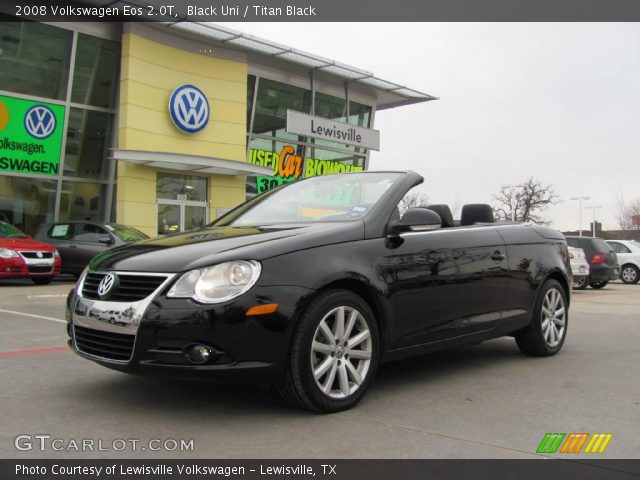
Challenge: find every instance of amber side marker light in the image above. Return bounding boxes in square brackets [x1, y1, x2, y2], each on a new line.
[246, 304, 279, 316]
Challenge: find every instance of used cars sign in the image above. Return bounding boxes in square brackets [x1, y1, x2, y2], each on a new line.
[0, 94, 65, 176]
[286, 110, 380, 151]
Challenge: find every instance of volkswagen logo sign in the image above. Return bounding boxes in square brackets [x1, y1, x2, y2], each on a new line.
[36, 251, 43, 258]
[97, 273, 118, 299]
[24, 105, 56, 139]
[169, 84, 210, 134]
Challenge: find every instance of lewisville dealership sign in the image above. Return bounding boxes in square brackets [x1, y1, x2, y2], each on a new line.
[286, 110, 380, 151]
[248, 145, 364, 193]
[0, 94, 65, 176]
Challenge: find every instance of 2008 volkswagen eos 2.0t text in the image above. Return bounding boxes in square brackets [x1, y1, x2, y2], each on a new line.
[66, 171, 571, 412]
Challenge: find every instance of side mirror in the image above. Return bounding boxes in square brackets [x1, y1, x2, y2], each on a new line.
[389, 207, 442, 235]
[98, 236, 114, 245]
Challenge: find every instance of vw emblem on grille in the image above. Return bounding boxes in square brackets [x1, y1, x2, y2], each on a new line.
[97, 273, 118, 299]
[24, 105, 57, 139]
[36, 251, 43, 258]
[169, 84, 210, 134]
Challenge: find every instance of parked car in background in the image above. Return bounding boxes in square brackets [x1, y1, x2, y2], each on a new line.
[0, 221, 61, 284]
[35, 222, 148, 277]
[565, 236, 619, 289]
[568, 246, 590, 289]
[606, 240, 640, 284]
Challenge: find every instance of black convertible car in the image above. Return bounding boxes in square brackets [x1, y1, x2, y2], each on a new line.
[66, 171, 571, 412]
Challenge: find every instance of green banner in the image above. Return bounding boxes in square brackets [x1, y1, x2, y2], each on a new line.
[0, 94, 65, 176]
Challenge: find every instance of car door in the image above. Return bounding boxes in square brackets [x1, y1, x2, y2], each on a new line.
[389, 227, 508, 348]
[68, 223, 114, 272]
[43, 223, 76, 273]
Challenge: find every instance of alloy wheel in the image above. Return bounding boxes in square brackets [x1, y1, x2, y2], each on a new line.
[573, 277, 586, 289]
[540, 288, 566, 348]
[310, 306, 372, 399]
[621, 266, 638, 284]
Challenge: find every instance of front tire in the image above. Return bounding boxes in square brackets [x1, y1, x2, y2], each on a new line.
[620, 264, 639, 284]
[589, 280, 608, 289]
[515, 279, 568, 356]
[277, 289, 380, 412]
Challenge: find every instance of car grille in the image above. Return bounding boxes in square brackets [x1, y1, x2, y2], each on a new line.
[82, 272, 167, 302]
[20, 251, 53, 259]
[74, 325, 135, 362]
[28, 266, 53, 274]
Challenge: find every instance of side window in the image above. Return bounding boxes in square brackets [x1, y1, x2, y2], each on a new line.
[618, 244, 631, 254]
[566, 238, 577, 248]
[71, 224, 110, 243]
[608, 242, 621, 253]
[48, 224, 74, 240]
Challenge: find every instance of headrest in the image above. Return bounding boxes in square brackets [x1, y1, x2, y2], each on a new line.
[427, 204, 455, 228]
[461, 204, 494, 226]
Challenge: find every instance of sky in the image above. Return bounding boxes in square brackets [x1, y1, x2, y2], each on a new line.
[219, 23, 640, 230]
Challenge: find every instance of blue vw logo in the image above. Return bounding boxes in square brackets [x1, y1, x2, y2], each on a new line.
[24, 105, 56, 139]
[169, 85, 210, 134]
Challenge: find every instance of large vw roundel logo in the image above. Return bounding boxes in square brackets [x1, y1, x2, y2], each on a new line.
[24, 105, 57, 139]
[97, 273, 117, 299]
[169, 84, 210, 134]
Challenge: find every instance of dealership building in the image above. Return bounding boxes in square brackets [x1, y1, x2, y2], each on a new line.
[0, 15, 434, 237]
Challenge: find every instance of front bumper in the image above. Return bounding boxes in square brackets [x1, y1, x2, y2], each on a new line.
[0, 255, 61, 278]
[66, 275, 312, 384]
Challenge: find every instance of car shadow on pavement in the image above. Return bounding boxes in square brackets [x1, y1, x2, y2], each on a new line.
[66, 338, 524, 417]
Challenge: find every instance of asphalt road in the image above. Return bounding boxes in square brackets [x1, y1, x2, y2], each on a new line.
[0, 278, 638, 459]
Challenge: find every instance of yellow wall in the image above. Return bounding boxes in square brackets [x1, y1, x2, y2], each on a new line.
[117, 32, 248, 236]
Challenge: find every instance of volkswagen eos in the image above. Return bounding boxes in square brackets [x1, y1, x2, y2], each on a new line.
[66, 171, 571, 412]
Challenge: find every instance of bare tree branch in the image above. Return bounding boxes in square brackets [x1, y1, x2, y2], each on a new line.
[492, 178, 559, 224]
[398, 192, 430, 215]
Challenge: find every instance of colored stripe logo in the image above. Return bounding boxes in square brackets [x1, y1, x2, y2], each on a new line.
[537, 433, 612, 454]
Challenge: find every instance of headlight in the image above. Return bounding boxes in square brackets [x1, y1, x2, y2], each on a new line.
[0, 248, 19, 258]
[53, 249, 60, 258]
[167, 260, 262, 304]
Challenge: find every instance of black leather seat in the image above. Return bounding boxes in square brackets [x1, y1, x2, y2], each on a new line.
[460, 204, 494, 226]
[427, 204, 455, 228]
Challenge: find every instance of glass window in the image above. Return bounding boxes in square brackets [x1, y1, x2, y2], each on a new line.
[59, 181, 107, 222]
[0, 21, 72, 100]
[0, 221, 28, 238]
[104, 223, 148, 242]
[64, 108, 113, 179]
[0, 176, 56, 235]
[156, 173, 207, 202]
[348, 101, 372, 128]
[247, 74, 256, 129]
[47, 223, 73, 240]
[314, 92, 346, 122]
[71, 223, 109, 243]
[71, 34, 120, 109]
[252, 78, 311, 140]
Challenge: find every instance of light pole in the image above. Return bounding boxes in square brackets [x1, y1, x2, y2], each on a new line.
[587, 205, 602, 237]
[570, 196, 591, 236]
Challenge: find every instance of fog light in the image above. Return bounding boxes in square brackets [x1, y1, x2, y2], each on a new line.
[185, 344, 213, 365]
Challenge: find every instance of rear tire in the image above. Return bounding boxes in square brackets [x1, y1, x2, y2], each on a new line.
[515, 279, 568, 357]
[572, 276, 588, 290]
[32, 276, 53, 285]
[620, 265, 639, 284]
[276, 289, 380, 413]
[589, 280, 608, 289]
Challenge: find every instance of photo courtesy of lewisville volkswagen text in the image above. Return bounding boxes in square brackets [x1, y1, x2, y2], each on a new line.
[0, 0, 639, 479]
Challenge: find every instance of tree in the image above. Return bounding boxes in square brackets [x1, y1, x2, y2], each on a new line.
[614, 190, 640, 230]
[492, 178, 559, 224]
[397, 192, 430, 215]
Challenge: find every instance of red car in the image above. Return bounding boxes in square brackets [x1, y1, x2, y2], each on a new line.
[0, 221, 61, 285]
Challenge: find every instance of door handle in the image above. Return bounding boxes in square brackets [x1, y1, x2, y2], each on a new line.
[69, 245, 77, 249]
[490, 251, 505, 261]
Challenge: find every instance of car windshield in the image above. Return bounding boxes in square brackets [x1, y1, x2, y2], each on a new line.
[104, 224, 149, 242]
[0, 222, 27, 238]
[214, 173, 402, 226]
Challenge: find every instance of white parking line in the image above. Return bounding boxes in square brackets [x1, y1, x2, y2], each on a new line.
[0, 309, 66, 324]
[26, 294, 68, 299]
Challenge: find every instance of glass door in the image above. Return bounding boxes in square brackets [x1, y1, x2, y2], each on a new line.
[157, 202, 208, 235]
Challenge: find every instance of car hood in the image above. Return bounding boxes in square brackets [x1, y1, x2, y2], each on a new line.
[88, 222, 363, 273]
[0, 237, 57, 251]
